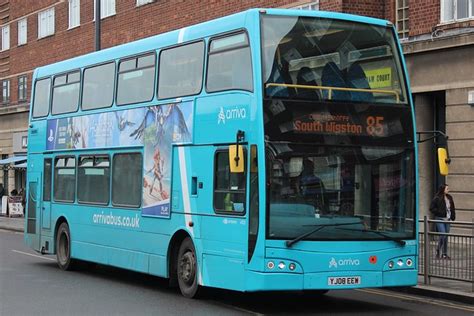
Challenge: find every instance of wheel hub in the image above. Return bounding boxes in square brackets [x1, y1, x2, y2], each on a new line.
[179, 251, 196, 284]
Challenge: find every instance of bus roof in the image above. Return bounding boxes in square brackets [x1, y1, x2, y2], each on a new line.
[34, 8, 391, 78]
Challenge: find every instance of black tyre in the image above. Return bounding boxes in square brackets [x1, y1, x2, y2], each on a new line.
[56, 222, 77, 271]
[177, 237, 200, 298]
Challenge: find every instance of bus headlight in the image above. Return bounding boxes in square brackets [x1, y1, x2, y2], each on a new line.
[388, 261, 394, 269]
[278, 262, 286, 270]
[289, 263, 296, 271]
[267, 261, 275, 269]
[397, 259, 404, 267]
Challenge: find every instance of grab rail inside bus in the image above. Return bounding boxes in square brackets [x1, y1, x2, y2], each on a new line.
[265, 83, 400, 103]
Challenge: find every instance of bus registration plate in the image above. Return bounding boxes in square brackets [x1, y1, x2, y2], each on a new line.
[327, 276, 361, 286]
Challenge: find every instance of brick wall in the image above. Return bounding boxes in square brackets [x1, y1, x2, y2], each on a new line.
[320, 0, 343, 12]
[0, 0, 448, 108]
[342, 0, 385, 19]
[2, 0, 303, 107]
[409, 0, 440, 36]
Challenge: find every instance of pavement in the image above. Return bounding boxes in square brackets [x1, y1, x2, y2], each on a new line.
[1, 215, 472, 304]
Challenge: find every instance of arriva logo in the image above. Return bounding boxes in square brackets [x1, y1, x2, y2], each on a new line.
[329, 257, 360, 268]
[217, 106, 247, 124]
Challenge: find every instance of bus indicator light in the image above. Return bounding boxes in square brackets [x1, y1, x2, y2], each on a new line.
[289, 263, 296, 271]
[406, 258, 413, 267]
[267, 261, 275, 269]
[369, 256, 377, 264]
[388, 261, 394, 269]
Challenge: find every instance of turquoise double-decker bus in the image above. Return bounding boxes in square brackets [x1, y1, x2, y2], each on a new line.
[26, 8, 418, 298]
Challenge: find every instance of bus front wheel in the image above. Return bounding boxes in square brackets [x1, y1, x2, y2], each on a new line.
[177, 237, 200, 298]
[56, 222, 77, 271]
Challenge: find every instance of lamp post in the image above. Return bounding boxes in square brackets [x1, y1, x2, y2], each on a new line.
[95, 0, 101, 51]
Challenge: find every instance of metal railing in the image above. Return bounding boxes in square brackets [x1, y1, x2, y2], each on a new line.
[418, 216, 473, 292]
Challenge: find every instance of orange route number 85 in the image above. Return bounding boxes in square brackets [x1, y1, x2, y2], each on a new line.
[366, 116, 384, 136]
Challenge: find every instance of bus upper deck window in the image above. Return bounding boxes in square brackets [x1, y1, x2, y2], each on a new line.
[52, 71, 81, 115]
[117, 53, 156, 106]
[82, 62, 115, 110]
[207, 32, 253, 93]
[32, 78, 51, 118]
[158, 41, 204, 100]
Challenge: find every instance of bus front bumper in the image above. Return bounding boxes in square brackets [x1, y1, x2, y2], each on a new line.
[244, 269, 417, 292]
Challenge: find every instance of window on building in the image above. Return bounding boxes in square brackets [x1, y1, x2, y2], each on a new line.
[18, 76, 27, 101]
[207, 32, 253, 93]
[117, 53, 155, 105]
[1, 80, 10, 104]
[18, 18, 27, 45]
[38, 7, 55, 39]
[158, 41, 204, 99]
[112, 153, 142, 208]
[137, 0, 155, 6]
[2, 25, 10, 51]
[21, 136, 28, 148]
[94, 0, 116, 19]
[78, 156, 110, 205]
[213, 150, 246, 214]
[396, 0, 409, 40]
[292, 1, 320, 10]
[69, 0, 80, 28]
[52, 71, 80, 115]
[54, 157, 76, 203]
[32, 78, 51, 118]
[82, 62, 115, 110]
[442, 0, 474, 22]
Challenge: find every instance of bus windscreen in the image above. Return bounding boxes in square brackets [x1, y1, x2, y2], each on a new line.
[262, 15, 408, 104]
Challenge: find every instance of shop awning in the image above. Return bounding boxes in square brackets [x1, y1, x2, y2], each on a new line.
[0, 156, 27, 165]
[13, 162, 27, 168]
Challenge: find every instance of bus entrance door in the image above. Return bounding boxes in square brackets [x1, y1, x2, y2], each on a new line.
[40, 158, 52, 230]
[25, 171, 41, 252]
[173, 145, 247, 291]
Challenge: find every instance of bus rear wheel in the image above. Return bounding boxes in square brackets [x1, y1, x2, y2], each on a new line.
[177, 237, 200, 298]
[56, 222, 77, 271]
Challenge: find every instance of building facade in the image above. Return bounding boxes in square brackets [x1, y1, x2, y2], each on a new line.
[0, 0, 472, 220]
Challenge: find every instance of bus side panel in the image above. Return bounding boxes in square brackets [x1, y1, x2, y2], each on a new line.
[194, 93, 252, 144]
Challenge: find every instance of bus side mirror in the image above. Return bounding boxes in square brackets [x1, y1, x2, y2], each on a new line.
[229, 145, 245, 173]
[438, 148, 450, 176]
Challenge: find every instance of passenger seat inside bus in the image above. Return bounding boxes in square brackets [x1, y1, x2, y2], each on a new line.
[321, 62, 350, 101]
[296, 67, 320, 101]
[346, 63, 373, 102]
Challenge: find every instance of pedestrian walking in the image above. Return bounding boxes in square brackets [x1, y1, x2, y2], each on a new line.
[429, 184, 456, 259]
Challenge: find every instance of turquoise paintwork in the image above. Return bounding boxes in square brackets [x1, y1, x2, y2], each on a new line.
[25, 8, 418, 292]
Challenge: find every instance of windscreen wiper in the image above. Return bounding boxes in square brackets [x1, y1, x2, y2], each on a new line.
[337, 227, 406, 246]
[286, 221, 361, 248]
